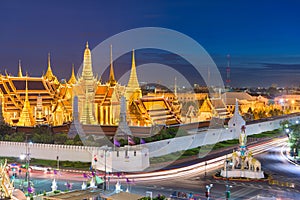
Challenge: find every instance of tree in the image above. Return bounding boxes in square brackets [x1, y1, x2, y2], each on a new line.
[0, 122, 14, 140]
[10, 132, 25, 142]
[53, 133, 68, 144]
[289, 124, 300, 158]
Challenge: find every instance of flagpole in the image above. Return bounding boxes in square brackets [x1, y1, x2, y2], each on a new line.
[127, 135, 129, 153]
[113, 136, 115, 152]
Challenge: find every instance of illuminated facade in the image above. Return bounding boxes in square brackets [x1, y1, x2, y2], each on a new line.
[0, 43, 182, 128]
[274, 95, 300, 113]
[0, 54, 73, 126]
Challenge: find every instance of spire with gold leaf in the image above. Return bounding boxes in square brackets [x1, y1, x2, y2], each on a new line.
[18, 60, 23, 77]
[108, 45, 117, 86]
[82, 42, 94, 79]
[125, 49, 142, 102]
[79, 42, 97, 125]
[17, 76, 35, 126]
[44, 53, 58, 83]
[68, 64, 77, 84]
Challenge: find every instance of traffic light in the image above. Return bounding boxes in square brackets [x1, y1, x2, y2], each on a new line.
[226, 191, 230, 199]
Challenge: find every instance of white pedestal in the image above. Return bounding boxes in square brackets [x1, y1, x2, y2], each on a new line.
[221, 169, 264, 179]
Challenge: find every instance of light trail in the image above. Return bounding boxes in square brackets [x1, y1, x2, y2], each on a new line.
[120, 137, 288, 182]
[280, 143, 300, 167]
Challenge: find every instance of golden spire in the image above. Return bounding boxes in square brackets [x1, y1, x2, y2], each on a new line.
[17, 76, 34, 126]
[25, 76, 28, 101]
[82, 41, 94, 78]
[174, 77, 177, 96]
[127, 49, 140, 89]
[68, 64, 77, 84]
[125, 49, 142, 101]
[18, 60, 23, 77]
[108, 45, 116, 86]
[45, 53, 53, 77]
[44, 53, 59, 84]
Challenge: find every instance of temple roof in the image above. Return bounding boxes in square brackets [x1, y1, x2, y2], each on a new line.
[44, 53, 59, 84]
[108, 45, 117, 86]
[222, 92, 255, 105]
[68, 65, 77, 84]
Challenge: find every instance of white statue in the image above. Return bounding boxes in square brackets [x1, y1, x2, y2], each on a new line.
[89, 178, 96, 188]
[81, 182, 87, 190]
[115, 181, 122, 193]
[51, 179, 57, 192]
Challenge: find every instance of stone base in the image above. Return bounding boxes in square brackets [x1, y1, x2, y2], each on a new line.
[220, 169, 265, 179]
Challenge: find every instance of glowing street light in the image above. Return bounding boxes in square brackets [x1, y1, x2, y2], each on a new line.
[20, 140, 33, 196]
[285, 128, 290, 134]
[205, 184, 213, 200]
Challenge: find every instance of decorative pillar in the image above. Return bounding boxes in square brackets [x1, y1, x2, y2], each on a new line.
[109, 105, 112, 125]
[100, 106, 104, 125]
[105, 106, 109, 125]
[94, 103, 98, 123]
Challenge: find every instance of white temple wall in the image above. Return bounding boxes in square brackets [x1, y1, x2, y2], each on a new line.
[141, 115, 300, 157]
[0, 115, 298, 168]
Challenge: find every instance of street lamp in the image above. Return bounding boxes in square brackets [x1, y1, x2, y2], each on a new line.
[225, 155, 233, 199]
[99, 146, 111, 191]
[204, 161, 207, 178]
[205, 184, 213, 200]
[20, 141, 33, 196]
[225, 184, 232, 200]
[285, 128, 290, 134]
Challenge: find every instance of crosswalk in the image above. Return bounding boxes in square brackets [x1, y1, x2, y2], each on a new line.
[212, 179, 300, 193]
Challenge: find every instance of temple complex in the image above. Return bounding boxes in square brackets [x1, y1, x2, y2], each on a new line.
[0, 54, 73, 126]
[0, 42, 184, 129]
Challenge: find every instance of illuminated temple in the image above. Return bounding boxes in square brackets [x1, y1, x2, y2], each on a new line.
[0, 43, 181, 128]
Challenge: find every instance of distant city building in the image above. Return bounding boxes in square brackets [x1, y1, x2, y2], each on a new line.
[274, 95, 300, 113]
[221, 92, 268, 115]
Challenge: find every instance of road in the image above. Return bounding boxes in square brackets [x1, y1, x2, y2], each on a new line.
[13, 137, 300, 199]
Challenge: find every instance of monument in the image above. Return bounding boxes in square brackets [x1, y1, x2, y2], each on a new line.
[115, 96, 132, 138]
[0, 160, 16, 199]
[220, 126, 264, 179]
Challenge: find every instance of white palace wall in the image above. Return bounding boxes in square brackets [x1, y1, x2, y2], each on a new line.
[140, 115, 300, 158]
[0, 115, 298, 169]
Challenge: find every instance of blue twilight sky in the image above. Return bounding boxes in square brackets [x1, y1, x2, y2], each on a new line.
[0, 0, 300, 87]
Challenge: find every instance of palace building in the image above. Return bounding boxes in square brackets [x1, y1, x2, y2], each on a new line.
[0, 43, 181, 128]
[0, 55, 73, 126]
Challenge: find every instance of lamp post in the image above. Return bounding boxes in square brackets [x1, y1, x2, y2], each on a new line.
[20, 141, 32, 196]
[204, 161, 207, 178]
[225, 155, 232, 200]
[104, 148, 107, 191]
[205, 184, 213, 200]
[100, 146, 111, 191]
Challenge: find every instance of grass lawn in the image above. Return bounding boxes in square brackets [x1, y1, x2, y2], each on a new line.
[150, 129, 283, 164]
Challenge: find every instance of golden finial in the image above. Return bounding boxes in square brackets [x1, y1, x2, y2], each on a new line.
[48, 53, 51, 70]
[25, 75, 28, 101]
[18, 60, 23, 77]
[109, 44, 116, 86]
[68, 64, 77, 84]
[86, 41, 89, 48]
[132, 49, 135, 67]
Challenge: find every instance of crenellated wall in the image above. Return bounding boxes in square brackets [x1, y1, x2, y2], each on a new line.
[91, 146, 149, 172]
[0, 115, 298, 172]
[0, 142, 93, 162]
[140, 115, 300, 158]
